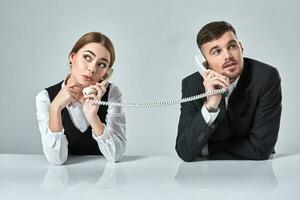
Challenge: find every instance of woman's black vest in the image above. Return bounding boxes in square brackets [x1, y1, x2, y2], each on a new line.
[46, 81, 110, 155]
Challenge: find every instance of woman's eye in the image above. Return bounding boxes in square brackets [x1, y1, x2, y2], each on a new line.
[98, 63, 107, 68]
[83, 55, 92, 61]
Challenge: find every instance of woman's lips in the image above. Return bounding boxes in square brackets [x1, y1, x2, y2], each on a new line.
[82, 75, 94, 81]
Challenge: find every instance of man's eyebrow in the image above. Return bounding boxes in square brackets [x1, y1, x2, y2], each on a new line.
[83, 50, 96, 57]
[209, 39, 238, 54]
[228, 39, 238, 44]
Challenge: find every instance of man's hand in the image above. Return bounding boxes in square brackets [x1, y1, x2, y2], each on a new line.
[200, 69, 229, 110]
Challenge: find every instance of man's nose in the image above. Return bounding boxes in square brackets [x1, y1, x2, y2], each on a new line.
[223, 49, 233, 61]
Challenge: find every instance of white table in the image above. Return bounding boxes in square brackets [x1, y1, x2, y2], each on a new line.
[0, 154, 299, 200]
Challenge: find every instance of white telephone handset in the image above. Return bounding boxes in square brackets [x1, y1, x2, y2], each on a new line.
[194, 54, 208, 75]
[82, 68, 114, 96]
[195, 54, 229, 96]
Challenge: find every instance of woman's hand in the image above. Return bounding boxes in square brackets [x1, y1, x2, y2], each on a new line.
[49, 83, 82, 132]
[50, 83, 83, 111]
[83, 82, 107, 136]
[82, 82, 107, 131]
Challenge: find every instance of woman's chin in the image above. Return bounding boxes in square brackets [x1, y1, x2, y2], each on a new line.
[80, 79, 96, 86]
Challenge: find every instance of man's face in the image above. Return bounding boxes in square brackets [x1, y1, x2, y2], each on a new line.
[201, 31, 244, 82]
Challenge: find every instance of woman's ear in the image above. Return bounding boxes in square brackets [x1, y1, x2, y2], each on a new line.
[68, 53, 75, 65]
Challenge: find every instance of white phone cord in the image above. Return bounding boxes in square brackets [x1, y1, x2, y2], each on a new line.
[93, 88, 226, 107]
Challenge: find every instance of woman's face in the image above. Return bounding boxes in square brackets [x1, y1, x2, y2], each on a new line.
[69, 42, 111, 86]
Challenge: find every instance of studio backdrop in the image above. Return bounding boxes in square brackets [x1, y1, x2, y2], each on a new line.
[0, 0, 299, 156]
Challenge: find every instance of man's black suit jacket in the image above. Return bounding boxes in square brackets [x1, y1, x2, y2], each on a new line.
[176, 57, 282, 161]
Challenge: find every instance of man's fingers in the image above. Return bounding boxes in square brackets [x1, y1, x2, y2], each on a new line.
[209, 76, 229, 87]
[208, 80, 228, 90]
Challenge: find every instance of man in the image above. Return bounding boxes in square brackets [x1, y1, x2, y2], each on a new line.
[176, 21, 282, 161]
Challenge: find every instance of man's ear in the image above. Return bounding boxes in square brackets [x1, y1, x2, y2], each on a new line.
[203, 60, 209, 69]
[203, 56, 210, 69]
[239, 42, 244, 52]
[200, 51, 209, 69]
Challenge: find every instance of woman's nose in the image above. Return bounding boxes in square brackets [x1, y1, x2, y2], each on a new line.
[88, 67, 94, 74]
[88, 63, 97, 74]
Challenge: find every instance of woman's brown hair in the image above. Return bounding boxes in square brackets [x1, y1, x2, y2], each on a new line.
[69, 32, 115, 68]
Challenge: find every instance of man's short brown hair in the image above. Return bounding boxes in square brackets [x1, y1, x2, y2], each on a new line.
[197, 21, 237, 51]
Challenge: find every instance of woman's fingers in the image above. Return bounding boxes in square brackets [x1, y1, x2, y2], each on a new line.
[67, 95, 77, 106]
[83, 93, 97, 100]
[93, 83, 107, 97]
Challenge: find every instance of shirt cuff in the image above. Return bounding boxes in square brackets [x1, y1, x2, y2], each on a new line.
[92, 125, 112, 144]
[46, 128, 65, 148]
[201, 145, 209, 156]
[201, 105, 220, 127]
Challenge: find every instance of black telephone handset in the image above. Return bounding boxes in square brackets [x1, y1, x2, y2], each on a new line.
[82, 68, 114, 96]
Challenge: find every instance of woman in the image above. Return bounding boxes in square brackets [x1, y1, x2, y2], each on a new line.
[36, 32, 126, 165]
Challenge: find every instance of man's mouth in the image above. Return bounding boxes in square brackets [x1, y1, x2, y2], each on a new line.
[223, 61, 238, 69]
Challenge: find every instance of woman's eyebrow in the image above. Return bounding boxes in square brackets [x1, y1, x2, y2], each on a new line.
[83, 50, 96, 57]
[83, 50, 109, 63]
[99, 58, 109, 63]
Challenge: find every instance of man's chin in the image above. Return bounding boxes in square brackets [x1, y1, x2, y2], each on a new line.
[224, 71, 241, 82]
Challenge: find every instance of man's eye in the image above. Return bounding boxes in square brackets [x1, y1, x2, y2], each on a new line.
[83, 55, 92, 61]
[212, 49, 222, 55]
[98, 63, 107, 68]
[229, 44, 237, 49]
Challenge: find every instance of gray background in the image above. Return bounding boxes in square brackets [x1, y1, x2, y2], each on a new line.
[0, 0, 299, 156]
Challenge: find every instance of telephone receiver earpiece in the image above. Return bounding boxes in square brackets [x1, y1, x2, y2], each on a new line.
[194, 54, 229, 95]
[82, 68, 114, 96]
[195, 55, 208, 75]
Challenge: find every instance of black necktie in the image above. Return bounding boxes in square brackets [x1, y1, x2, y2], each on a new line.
[210, 96, 231, 141]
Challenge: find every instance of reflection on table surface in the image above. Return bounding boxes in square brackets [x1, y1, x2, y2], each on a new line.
[0, 153, 299, 200]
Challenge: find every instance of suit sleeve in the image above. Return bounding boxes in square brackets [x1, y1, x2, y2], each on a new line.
[176, 78, 216, 162]
[209, 68, 282, 160]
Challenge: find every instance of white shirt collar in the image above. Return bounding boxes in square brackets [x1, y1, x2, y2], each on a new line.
[228, 76, 240, 95]
[61, 73, 89, 132]
[225, 76, 240, 106]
